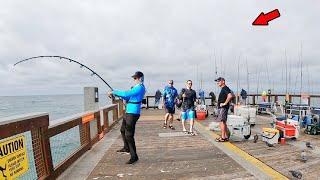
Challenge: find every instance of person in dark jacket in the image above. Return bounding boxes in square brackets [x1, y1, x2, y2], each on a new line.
[178, 80, 197, 136]
[240, 89, 247, 105]
[209, 91, 216, 106]
[108, 71, 146, 164]
[154, 89, 162, 108]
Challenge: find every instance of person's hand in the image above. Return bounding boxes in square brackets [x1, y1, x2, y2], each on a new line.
[220, 103, 226, 107]
[107, 91, 113, 98]
[182, 93, 186, 98]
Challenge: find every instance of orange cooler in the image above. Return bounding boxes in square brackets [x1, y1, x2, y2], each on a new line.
[196, 111, 206, 120]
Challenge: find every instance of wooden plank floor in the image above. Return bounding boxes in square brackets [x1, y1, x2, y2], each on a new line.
[87, 113, 254, 180]
[199, 110, 320, 180]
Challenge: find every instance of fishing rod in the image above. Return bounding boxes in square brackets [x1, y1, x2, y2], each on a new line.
[14, 55, 114, 91]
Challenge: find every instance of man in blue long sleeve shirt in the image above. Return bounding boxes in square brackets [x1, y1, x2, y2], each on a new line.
[108, 71, 146, 164]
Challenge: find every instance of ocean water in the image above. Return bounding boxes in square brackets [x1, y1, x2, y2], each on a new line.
[0, 94, 111, 120]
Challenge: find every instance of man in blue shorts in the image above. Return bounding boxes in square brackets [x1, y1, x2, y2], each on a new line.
[162, 80, 178, 130]
[178, 80, 197, 136]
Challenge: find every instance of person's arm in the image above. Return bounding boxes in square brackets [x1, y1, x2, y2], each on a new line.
[220, 87, 233, 107]
[174, 90, 178, 101]
[112, 85, 142, 99]
[178, 89, 184, 100]
[221, 93, 233, 107]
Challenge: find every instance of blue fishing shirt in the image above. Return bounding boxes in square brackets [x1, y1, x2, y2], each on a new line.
[112, 83, 146, 115]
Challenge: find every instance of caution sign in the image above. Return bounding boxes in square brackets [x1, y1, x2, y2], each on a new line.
[0, 135, 29, 180]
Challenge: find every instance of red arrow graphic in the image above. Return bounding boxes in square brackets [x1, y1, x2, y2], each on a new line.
[252, 9, 281, 26]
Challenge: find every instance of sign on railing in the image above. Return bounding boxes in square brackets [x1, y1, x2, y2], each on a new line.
[0, 135, 29, 179]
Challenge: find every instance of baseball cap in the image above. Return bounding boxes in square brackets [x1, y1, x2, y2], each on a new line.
[214, 77, 225, 82]
[132, 71, 144, 79]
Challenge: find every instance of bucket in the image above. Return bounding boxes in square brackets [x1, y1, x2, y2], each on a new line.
[196, 111, 206, 120]
[280, 138, 285, 144]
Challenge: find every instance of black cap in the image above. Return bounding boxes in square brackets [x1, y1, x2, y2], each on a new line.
[132, 71, 144, 78]
[214, 77, 225, 82]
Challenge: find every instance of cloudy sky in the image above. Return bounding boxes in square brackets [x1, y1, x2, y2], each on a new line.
[1, 0, 319, 96]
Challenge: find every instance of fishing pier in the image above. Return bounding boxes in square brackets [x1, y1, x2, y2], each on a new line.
[1, 92, 320, 179]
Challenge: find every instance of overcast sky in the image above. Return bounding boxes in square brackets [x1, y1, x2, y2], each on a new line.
[1, 0, 319, 96]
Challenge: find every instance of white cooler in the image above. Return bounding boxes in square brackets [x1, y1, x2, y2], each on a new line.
[262, 128, 279, 145]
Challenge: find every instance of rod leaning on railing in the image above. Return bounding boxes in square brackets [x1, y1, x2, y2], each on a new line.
[0, 99, 124, 180]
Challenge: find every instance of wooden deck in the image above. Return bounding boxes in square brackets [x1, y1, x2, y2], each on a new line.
[62, 108, 320, 180]
[87, 113, 254, 179]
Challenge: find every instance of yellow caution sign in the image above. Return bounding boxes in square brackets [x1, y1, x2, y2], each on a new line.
[0, 135, 29, 180]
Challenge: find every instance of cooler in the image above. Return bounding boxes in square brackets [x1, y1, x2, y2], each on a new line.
[196, 111, 206, 120]
[262, 128, 279, 145]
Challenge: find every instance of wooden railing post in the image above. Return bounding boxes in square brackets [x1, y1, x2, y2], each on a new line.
[30, 115, 54, 179]
[275, 95, 278, 103]
[103, 109, 109, 131]
[79, 122, 91, 149]
[113, 105, 119, 122]
[146, 96, 149, 109]
[289, 95, 292, 103]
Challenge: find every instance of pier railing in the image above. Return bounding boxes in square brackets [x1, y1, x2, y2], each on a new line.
[245, 94, 320, 106]
[146, 94, 320, 108]
[0, 99, 124, 179]
[145, 95, 214, 109]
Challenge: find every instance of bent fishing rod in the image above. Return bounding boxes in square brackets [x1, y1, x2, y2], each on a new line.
[14, 55, 114, 91]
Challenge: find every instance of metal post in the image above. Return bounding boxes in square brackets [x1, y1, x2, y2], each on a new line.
[84, 87, 99, 111]
[83, 87, 99, 144]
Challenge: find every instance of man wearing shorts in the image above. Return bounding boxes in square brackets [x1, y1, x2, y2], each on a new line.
[162, 80, 178, 130]
[215, 77, 233, 142]
[179, 80, 197, 136]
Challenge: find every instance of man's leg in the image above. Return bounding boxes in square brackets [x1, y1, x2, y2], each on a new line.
[164, 112, 169, 128]
[220, 122, 226, 139]
[189, 111, 196, 135]
[181, 112, 187, 132]
[190, 119, 194, 132]
[125, 114, 139, 163]
[119, 115, 129, 152]
[169, 114, 173, 126]
[223, 121, 228, 139]
[155, 99, 159, 109]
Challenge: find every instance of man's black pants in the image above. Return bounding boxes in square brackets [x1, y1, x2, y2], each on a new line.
[120, 113, 140, 160]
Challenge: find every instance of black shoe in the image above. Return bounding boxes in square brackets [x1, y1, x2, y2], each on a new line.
[116, 148, 130, 154]
[126, 157, 139, 164]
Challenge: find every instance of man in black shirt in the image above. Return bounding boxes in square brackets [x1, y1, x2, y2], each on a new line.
[178, 80, 197, 136]
[215, 77, 233, 142]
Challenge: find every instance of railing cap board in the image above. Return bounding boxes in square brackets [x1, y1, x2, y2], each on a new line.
[49, 110, 99, 128]
[100, 104, 117, 111]
[0, 112, 49, 139]
[0, 112, 48, 126]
